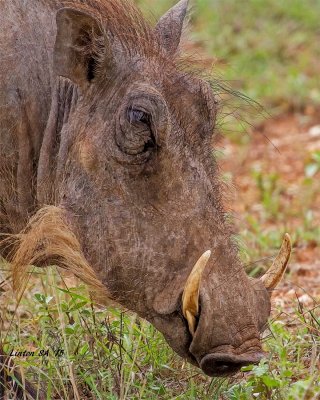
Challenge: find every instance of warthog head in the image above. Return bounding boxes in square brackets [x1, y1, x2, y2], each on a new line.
[30, 0, 291, 376]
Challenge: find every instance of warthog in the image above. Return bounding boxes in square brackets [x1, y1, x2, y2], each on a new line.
[0, 0, 291, 378]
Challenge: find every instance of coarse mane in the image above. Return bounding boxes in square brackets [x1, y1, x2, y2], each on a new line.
[55, 0, 207, 79]
[1, 206, 111, 305]
[59, 0, 160, 58]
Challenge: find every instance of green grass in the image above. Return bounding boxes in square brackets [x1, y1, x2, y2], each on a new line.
[0, 271, 220, 399]
[1, 269, 319, 399]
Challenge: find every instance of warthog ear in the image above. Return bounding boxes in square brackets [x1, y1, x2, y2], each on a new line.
[54, 8, 110, 87]
[154, 0, 189, 55]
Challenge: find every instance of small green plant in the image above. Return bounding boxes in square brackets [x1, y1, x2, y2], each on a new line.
[305, 150, 320, 178]
[252, 169, 281, 218]
[225, 317, 320, 400]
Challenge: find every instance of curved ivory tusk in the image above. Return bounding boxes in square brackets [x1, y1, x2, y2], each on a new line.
[182, 250, 211, 335]
[261, 233, 292, 290]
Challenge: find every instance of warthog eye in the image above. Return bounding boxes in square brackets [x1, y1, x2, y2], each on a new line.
[127, 107, 151, 126]
[115, 106, 156, 158]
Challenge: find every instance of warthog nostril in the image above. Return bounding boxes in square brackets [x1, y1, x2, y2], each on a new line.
[200, 352, 264, 377]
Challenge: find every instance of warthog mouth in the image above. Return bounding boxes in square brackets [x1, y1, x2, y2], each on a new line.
[200, 348, 265, 377]
[179, 338, 265, 377]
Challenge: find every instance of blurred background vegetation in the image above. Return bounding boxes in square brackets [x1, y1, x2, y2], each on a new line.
[139, 0, 320, 114]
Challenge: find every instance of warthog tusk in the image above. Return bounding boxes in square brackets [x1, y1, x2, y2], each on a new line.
[182, 250, 211, 335]
[261, 233, 292, 290]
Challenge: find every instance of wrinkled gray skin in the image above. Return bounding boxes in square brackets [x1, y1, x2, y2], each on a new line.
[0, 0, 271, 376]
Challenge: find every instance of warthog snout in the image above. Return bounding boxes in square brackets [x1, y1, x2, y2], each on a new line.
[200, 350, 265, 377]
